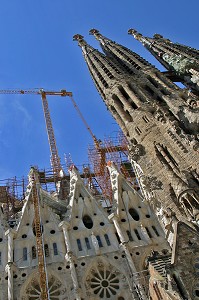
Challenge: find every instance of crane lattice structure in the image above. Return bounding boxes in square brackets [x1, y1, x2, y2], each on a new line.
[0, 89, 72, 180]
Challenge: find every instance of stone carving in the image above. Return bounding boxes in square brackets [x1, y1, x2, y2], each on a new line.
[128, 139, 145, 162]
[140, 175, 163, 191]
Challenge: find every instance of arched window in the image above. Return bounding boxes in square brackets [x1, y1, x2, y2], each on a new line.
[32, 246, 36, 259]
[152, 226, 160, 236]
[53, 243, 58, 255]
[77, 239, 82, 251]
[44, 244, 49, 257]
[134, 229, 141, 240]
[126, 230, 133, 241]
[104, 234, 111, 246]
[23, 247, 27, 261]
[85, 237, 91, 249]
[96, 235, 103, 248]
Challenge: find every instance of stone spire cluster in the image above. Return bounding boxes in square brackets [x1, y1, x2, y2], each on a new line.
[74, 29, 199, 233]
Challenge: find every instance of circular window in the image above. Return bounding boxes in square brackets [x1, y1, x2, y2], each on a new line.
[145, 214, 150, 218]
[100, 222, 105, 226]
[73, 226, 78, 230]
[22, 234, 27, 239]
[50, 230, 55, 234]
[22, 273, 26, 277]
[90, 269, 119, 298]
[25, 275, 65, 299]
[0, 238, 2, 242]
[121, 219, 126, 222]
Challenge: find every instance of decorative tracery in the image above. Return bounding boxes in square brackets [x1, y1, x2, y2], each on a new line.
[24, 274, 67, 300]
[86, 260, 127, 299]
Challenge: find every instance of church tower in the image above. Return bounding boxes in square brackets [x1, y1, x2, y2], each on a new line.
[73, 30, 199, 236]
[128, 29, 199, 94]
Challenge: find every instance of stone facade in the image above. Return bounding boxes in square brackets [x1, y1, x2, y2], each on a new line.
[73, 29, 199, 299]
[0, 164, 171, 300]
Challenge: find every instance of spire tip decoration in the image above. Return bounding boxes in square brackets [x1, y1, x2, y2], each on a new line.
[128, 28, 143, 41]
[73, 34, 84, 42]
[89, 28, 100, 35]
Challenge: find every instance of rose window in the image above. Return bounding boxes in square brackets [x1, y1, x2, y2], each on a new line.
[90, 268, 120, 299]
[25, 275, 66, 300]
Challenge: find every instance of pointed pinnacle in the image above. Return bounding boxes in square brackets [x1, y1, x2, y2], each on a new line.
[128, 29, 143, 41]
[73, 34, 86, 46]
[89, 28, 111, 45]
[89, 28, 101, 39]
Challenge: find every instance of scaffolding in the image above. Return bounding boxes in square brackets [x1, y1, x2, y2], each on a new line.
[88, 131, 139, 203]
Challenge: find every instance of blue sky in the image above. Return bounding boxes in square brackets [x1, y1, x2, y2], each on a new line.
[0, 0, 198, 179]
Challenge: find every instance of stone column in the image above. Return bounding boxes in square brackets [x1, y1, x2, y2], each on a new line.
[5, 229, 16, 300]
[59, 221, 81, 300]
[109, 214, 147, 300]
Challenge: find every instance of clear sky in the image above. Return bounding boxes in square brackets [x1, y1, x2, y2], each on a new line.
[0, 0, 198, 179]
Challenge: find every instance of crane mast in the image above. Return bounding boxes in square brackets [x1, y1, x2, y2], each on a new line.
[0, 89, 72, 179]
[41, 92, 61, 179]
[31, 168, 49, 300]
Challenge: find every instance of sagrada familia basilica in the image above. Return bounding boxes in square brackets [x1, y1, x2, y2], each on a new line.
[0, 28, 198, 299]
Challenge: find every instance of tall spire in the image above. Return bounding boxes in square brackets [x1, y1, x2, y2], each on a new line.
[89, 28, 153, 74]
[128, 29, 199, 93]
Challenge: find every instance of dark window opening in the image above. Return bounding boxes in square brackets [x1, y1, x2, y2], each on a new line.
[23, 247, 27, 261]
[145, 85, 155, 96]
[135, 127, 142, 135]
[32, 246, 36, 259]
[134, 229, 141, 240]
[126, 230, 133, 241]
[115, 232, 121, 244]
[44, 244, 49, 257]
[152, 226, 160, 236]
[77, 239, 82, 251]
[143, 116, 150, 123]
[104, 234, 111, 246]
[85, 237, 91, 250]
[53, 243, 58, 255]
[145, 227, 152, 238]
[96, 235, 103, 248]
[129, 208, 140, 221]
[83, 215, 93, 229]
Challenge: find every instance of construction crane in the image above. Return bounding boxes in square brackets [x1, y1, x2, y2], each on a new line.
[0, 89, 72, 180]
[31, 168, 49, 300]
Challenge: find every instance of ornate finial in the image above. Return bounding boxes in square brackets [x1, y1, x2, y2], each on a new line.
[73, 34, 84, 42]
[128, 28, 143, 41]
[89, 28, 100, 36]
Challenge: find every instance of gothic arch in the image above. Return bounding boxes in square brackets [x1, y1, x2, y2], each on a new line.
[84, 257, 130, 300]
[20, 269, 68, 300]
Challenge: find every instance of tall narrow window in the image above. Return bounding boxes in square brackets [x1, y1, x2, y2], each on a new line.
[85, 237, 91, 250]
[23, 247, 27, 261]
[152, 226, 160, 236]
[53, 243, 58, 255]
[32, 246, 36, 259]
[96, 236, 103, 248]
[44, 244, 49, 257]
[0, 252, 1, 265]
[77, 239, 82, 251]
[145, 227, 152, 238]
[126, 230, 133, 242]
[134, 229, 141, 240]
[104, 234, 111, 246]
[115, 232, 121, 244]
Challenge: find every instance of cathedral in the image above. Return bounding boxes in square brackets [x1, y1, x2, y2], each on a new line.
[0, 29, 199, 300]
